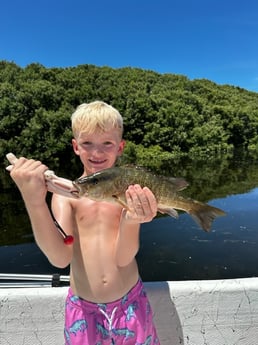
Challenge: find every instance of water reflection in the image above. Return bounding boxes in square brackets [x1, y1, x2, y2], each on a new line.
[1, 153, 258, 281]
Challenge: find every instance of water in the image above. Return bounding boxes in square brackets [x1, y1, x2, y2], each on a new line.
[1, 154, 258, 281]
[138, 191, 258, 281]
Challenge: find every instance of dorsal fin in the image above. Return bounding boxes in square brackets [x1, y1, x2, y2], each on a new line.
[166, 177, 189, 191]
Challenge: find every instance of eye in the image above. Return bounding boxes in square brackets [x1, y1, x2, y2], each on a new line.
[82, 141, 91, 146]
[91, 178, 99, 185]
[103, 141, 114, 147]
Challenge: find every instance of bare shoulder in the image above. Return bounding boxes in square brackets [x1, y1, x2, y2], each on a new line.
[52, 194, 94, 221]
[52, 192, 72, 209]
[51, 193, 75, 223]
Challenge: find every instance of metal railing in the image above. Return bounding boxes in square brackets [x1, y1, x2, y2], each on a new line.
[0, 273, 70, 288]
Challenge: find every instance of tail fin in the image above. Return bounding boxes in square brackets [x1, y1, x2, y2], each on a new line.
[189, 204, 226, 232]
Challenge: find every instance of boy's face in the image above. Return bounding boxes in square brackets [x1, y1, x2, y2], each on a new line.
[72, 129, 125, 175]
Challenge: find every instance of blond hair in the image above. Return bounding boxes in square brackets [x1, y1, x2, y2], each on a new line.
[71, 101, 124, 138]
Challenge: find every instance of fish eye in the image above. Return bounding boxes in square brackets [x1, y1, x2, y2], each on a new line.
[91, 177, 99, 185]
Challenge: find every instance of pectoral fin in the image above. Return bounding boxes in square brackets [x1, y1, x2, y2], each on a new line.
[158, 206, 179, 218]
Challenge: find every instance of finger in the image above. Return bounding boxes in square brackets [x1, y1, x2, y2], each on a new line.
[142, 187, 158, 214]
[125, 188, 135, 211]
[135, 186, 150, 208]
[128, 185, 146, 215]
[16, 158, 46, 172]
[6, 165, 14, 172]
[132, 185, 156, 215]
[125, 187, 141, 213]
[6, 153, 18, 165]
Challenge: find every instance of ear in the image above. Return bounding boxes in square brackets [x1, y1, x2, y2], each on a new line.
[72, 138, 80, 156]
[117, 140, 126, 156]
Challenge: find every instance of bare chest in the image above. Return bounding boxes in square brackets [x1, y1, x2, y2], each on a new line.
[71, 197, 122, 233]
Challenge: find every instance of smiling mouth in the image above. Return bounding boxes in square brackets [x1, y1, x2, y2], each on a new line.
[89, 159, 107, 164]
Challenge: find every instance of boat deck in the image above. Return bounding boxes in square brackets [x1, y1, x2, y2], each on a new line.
[1, 277, 258, 344]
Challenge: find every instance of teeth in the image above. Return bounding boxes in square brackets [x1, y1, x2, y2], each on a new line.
[90, 160, 105, 163]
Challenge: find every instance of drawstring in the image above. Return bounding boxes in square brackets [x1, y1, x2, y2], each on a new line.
[99, 306, 118, 332]
[99, 306, 117, 345]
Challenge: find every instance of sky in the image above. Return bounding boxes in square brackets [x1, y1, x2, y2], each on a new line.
[1, 0, 258, 92]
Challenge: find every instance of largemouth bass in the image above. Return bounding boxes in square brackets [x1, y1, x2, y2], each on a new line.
[73, 166, 226, 232]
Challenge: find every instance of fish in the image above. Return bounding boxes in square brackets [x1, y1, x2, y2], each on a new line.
[72, 166, 226, 232]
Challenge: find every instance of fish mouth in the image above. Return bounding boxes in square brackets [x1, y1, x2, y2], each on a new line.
[72, 189, 89, 198]
[71, 182, 88, 198]
[71, 190, 80, 198]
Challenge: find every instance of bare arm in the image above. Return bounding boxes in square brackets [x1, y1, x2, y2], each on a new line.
[8, 157, 73, 268]
[115, 184, 157, 267]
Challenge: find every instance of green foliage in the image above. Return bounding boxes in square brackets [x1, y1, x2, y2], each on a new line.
[120, 141, 184, 172]
[1, 60, 258, 169]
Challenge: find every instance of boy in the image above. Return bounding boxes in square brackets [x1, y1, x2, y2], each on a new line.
[8, 101, 160, 344]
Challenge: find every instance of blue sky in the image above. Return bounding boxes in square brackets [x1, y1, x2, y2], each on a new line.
[1, 0, 258, 92]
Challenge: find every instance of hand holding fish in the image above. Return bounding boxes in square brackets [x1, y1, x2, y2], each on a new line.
[6, 153, 75, 244]
[6, 153, 78, 199]
[6, 153, 49, 206]
[123, 185, 158, 224]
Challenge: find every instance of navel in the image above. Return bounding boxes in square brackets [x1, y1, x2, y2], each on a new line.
[101, 276, 108, 285]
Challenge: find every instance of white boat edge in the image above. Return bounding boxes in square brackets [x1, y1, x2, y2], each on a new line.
[1, 277, 258, 345]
